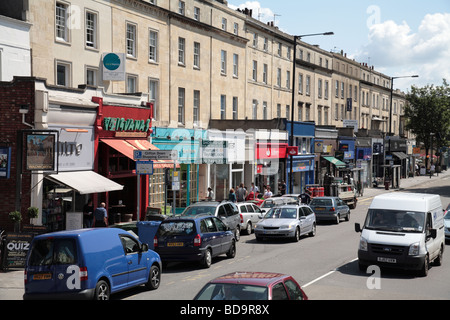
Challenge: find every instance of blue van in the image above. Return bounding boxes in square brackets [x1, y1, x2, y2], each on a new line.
[24, 228, 162, 300]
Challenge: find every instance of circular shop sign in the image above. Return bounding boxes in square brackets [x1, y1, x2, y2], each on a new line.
[103, 53, 121, 71]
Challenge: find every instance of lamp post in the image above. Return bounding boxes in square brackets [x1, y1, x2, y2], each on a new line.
[289, 32, 333, 194]
[386, 74, 418, 186]
[388, 75, 419, 138]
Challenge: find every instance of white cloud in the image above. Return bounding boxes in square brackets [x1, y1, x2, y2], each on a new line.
[354, 13, 450, 89]
[229, 1, 275, 24]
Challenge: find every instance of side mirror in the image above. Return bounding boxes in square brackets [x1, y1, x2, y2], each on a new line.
[430, 229, 437, 239]
[141, 243, 149, 252]
[354, 223, 362, 233]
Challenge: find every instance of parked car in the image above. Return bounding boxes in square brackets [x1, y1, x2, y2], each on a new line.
[259, 197, 298, 214]
[255, 205, 316, 242]
[24, 228, 161, 300]
[444, 203, 450, 215]
[181, 201, 241, 241]
[236, 202, 263, 235]
[154, 215, 236, 268]
[309, 196, 350, 224]
[193, 271, 308, 300]
[444, 207, 450, 243]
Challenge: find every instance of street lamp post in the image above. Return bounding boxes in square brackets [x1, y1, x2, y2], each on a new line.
[386, 74, 418, 185]
[289, 32, 333, 194]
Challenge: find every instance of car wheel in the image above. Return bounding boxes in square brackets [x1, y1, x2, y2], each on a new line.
[245, 222, 252, 235]
[94, 280, 110, 300]
[226, 240, 236, 258]
[293, 227, 300, 242]
[201, 249, 212, 268]
[345, 211, 350, 221]
[335, 214, 340, 224]
[418, 255, 429, 277]
[309, 223, 316, 237]
[145, 264, 160, 290]
[234, 226, 241, 242]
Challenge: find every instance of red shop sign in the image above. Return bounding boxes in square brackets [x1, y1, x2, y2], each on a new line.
[255, 143, 288, 159]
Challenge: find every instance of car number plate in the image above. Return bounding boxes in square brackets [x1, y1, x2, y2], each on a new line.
[315, 207, 325, 210]
[377, 257, 396, 263]
[33, 273, 52, 280]
[167, 242, 184, 247]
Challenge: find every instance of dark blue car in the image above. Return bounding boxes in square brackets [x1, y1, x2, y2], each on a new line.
[154, 215, 236, 268]
[24, 228, 161, 300]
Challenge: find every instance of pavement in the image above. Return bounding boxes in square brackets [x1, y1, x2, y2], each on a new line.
[1, 169, 449, 297]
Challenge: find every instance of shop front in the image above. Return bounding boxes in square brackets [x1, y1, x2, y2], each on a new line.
[151, 127, 206, 210]
[255, 142, 287, 195]
[35, 99, 123, 231]
[94, 97, 171, 222]
[355, 137, 372, 189]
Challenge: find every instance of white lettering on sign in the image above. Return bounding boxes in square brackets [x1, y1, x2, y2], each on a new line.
[66, 265, 81, 290]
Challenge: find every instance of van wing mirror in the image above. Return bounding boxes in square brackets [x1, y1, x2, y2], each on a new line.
[430, 229, 437, 239]
[354, 223, 362, 233]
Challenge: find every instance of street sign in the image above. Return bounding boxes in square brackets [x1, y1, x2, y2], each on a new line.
[133, 150, 178, 160]
[136, 161, 154, 175]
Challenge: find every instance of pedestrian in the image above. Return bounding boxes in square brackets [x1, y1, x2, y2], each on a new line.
[93, 202, 108, 227]
[236, 183, 247, 202]
[83, 198, 94, 228]
[206, 187, 214, 201]
[279, 180, 286, 195]
[299, 188, 311, 204]
[250, 182, 259, 194]
[228, 188, 237, 203]
[263, 186, 273, 199]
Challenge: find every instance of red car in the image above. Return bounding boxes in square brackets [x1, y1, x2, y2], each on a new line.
[193, 272, 308, 300]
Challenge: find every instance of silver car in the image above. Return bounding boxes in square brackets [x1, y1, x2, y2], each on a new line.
[259, 197, 298, 214]
[254, 205, 316, 242]
[236, 202, 263, 235]
[444, 206, 450, 243]
[309, 196, 350, 224]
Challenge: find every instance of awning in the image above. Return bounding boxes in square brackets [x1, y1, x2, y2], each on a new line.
[101, 139, 176, 168]
[392, 152, 408, 160]
[322, 156, 346, 168]
[47, 171, 123, 194]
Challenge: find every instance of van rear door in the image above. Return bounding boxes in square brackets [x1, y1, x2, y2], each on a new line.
[26, 237, 80, 295]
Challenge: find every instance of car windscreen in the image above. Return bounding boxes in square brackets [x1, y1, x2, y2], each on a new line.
[364, 209, 425, 233]
[157, 221, 195, 237]
[194, 283, 268, 300]
[264, 208, 297, 219]
[310, 199, 332, 206]
[262, 200, 282, 208]
[28, 238, 78, 266]
[444, 211, 450, 220]
[182, 206, 216, 216]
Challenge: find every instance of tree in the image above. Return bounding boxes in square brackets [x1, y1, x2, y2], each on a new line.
[404, 79, 450, 169]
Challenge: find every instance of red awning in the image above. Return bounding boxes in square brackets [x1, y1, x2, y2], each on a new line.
[101, 139, 177, 168]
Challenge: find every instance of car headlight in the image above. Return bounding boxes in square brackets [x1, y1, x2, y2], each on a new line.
[359, 237, 368, 251]
[408, 242, 420, 256]
[281, 225, 292, 229]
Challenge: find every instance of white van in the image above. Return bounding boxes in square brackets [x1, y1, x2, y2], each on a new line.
[355, 192, 445, 276]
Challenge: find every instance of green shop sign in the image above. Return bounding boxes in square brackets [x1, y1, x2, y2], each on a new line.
[103, 117, 151, 132]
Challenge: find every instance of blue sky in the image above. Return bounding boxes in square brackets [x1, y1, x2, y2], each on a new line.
[228, 1, 450, 92]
